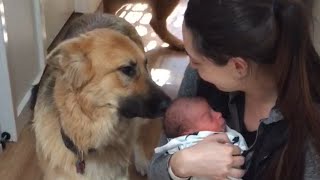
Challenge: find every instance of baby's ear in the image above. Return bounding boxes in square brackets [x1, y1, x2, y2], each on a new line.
[46, 36, 94, 89]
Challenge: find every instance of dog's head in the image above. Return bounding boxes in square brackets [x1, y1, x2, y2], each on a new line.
[48, 28, 171, 119]
[46, 29, 170, 149]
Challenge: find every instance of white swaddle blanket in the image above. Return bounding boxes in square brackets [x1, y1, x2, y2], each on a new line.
[155, 126, 248, 154]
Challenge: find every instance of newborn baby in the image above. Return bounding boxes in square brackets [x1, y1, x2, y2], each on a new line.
[163, 97, 226, 138]
[155, 97, 248, 180]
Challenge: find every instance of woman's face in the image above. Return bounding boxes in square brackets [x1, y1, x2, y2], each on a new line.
[182, 23, 246, 92]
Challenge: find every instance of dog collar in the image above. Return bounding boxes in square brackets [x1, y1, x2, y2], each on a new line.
[60, 129, 96, 175]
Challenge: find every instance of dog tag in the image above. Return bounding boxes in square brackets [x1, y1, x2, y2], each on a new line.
[76, 159, 85, 174]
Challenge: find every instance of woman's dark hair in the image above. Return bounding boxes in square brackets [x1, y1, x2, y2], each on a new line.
[184, 0, 320, 179]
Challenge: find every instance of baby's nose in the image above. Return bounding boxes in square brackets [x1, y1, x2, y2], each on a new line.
[211, 110, 222, 119]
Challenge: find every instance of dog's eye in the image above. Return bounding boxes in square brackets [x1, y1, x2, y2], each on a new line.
[119, 66, 136, 77]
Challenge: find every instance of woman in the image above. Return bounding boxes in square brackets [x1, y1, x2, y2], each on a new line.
[149, 0, 320, 179]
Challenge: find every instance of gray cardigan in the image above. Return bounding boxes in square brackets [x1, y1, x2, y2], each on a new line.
[148, 65, 320, 180]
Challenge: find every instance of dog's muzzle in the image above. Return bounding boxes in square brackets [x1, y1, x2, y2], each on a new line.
[118, 81, 171, 119]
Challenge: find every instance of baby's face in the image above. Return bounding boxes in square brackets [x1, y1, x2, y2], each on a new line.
[192, 101, 226, 132]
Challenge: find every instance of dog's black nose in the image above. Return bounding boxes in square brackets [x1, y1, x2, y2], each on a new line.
[158, 97, 171, 114]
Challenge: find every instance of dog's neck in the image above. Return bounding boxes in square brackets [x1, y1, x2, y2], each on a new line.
[60, 128, 96, 174]
[60, 128, 81, 156]
[50, 80, 135, 176]
[54, 83, 98, 175]
[54, 81, 105, 149]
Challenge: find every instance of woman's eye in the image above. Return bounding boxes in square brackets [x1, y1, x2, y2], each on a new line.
[120, 66, 136, 77]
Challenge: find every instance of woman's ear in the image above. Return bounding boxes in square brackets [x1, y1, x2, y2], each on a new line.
[228, 57, 249, 79]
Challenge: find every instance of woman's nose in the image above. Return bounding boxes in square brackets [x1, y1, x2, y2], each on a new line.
[189, 59, 200, 69]
[189, 62, 197, 69]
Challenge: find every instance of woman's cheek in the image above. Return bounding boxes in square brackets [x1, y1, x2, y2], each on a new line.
[200, 71, 216, 84]
[197, 68, 208, 79]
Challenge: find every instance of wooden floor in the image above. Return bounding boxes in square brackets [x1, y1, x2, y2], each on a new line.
[0, 1, 188, 180]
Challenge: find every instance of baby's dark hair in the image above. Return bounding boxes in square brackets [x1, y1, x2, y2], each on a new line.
[164, 97, 207, 138]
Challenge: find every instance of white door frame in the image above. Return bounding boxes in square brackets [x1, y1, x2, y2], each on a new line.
[0, 0, 17, 141]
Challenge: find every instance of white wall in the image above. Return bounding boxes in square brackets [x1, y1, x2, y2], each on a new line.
[4, 0, 41, 113]
[74, 0, 101, 13]
[41, 0, 74, 49]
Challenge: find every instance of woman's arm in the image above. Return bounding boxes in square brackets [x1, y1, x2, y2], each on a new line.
[148, 134, 172, 180]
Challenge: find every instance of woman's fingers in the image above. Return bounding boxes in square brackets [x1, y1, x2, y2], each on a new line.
[227, 156, 245, 179]
[204, 133, 231, 144]
[231, 144, 242, 156]
[228, 168, 245, 179]
[227, 176, 244, 180]
[205, 134, 242, 155]
[223, 142, 242, 156]
[232, 156, 245, 168]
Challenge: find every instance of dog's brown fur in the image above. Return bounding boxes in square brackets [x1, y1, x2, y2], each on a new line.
[33, 15, 170, 179]
[103, 0, 183, 50]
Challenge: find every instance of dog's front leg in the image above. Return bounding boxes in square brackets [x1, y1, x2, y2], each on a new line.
[133, 142, 150, 176]
[149, 0, 184, 50]
[132, 118, 163, 177]
[132, 118, 150, 176]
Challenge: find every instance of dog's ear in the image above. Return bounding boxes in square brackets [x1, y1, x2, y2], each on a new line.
[46, 37, 94, 89]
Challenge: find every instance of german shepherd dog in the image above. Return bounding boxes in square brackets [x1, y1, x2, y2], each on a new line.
[32, 14, 171, 180]
[102, 0, 183, 50]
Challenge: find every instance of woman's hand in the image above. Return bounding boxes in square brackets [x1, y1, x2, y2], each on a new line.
[169, 133, 245, 179]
